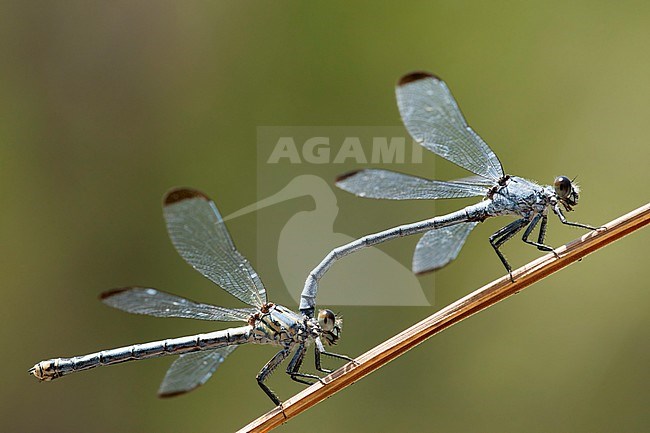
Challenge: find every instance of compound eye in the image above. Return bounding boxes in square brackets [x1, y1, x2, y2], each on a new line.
[554, 176, 572, 198]
[318, 309, 336, 332]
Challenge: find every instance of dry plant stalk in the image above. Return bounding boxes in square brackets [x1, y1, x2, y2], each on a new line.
[237, 203, 650, 433]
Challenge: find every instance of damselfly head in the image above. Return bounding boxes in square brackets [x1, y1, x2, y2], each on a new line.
[318, 309, 342, 345]
[554, 175, 579, 210]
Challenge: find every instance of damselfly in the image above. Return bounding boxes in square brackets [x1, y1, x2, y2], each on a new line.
[30, 188, 353, 405]
[299, 72, 599, 315]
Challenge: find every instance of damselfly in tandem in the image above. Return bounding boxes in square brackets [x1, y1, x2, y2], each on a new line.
[299, 72, 600, 315]
[30, 188, 353, 405]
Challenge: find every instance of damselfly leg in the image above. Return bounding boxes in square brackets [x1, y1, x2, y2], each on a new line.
[256, 348, 291, 405]
[489, 218, 529, 280]
[522, 214, 559, 256]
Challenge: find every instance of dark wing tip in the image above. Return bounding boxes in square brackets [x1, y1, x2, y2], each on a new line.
[163, 188, 209, 206]
[414, 268, 435, 276]
[398, 71, 439, 86]
[335, 170, 362, 184]
[413, 264, 446, 276]
[99, 287, 130, 300]
[158, 387, 197, 398]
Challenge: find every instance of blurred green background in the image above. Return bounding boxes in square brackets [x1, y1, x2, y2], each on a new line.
[2, 2, 649, 432]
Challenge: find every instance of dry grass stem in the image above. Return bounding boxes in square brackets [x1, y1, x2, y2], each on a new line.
[237, 202, 650, 433]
